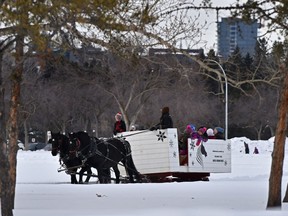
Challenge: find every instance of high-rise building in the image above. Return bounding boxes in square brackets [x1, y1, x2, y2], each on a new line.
[217, 17, 260, 59]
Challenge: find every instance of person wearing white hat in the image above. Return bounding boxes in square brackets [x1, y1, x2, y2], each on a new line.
[206, 128, 215, 139]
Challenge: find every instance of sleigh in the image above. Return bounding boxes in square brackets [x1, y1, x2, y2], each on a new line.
[118, 128, 231, 182]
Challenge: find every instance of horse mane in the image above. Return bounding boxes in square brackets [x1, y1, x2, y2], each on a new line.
[51, 132, 70, 157]
[69, 131, 92, 155]
[66, 131, 142, 183]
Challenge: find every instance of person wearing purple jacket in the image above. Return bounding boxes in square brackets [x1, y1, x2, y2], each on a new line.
[191, 126, 208, 146]
[190, 126, 208, 157]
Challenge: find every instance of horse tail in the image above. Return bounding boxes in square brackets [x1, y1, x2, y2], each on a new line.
[121, 140, 142, 183]
[125, 154, 142, 183]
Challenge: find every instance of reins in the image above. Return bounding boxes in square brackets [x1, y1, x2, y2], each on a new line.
[68, 137, 125, 167]
[82, 138, 139, 174]
[88, 138, 127, 166]
[116, 129, 150, 138]
[56, 134, 140, 178]
[57, 163, 83, 173]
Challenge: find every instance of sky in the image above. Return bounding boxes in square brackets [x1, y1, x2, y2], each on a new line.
[9, 136, 288, 216]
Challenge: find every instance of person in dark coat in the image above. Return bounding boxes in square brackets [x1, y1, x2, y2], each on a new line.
[244, 142, 250, 154]
[150, 106, 173, 130]
[113, 112, 126, 135]
[178, 124, 195, 165]
[253, 147, 259, 154]
[214, 127, 225, 139]
[179, 124, 195, 155]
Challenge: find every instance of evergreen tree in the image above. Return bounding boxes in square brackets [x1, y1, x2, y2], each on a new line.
[243, 53, 254, 71]
[253, 38, 269, 79]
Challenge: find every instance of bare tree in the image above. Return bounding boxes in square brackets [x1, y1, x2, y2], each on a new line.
[1, 1, 286, 215]
[70, 51, 188, 130]
[229, 85, 278, 139]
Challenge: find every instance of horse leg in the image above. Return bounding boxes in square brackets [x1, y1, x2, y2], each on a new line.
[78, 168, 85, 184]
[71, 173, 78, 184]
[78, 166, 91, 184]
[102, 168, 111, 184]
[125, 155, 141, 183]
[122, 158, 134, 183]
[112, 165, 120, 184]
[97, 169, 107, 184]
[84, 167, 92, 183]
[126, 167, 134, 183]
[97, 168, 112, 184]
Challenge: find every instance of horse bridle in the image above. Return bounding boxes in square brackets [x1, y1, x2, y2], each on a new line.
[68, 137, 81, 157]
[51, 137, 62, 153]
[51, 138, 58, 152]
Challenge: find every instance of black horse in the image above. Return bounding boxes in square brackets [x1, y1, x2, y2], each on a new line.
[50, 132, 92, 184]
[68, 132, 117, 183]
[68, 131, 141, 183]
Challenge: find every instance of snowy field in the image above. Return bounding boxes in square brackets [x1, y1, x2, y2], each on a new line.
[9, 137, 288, 216]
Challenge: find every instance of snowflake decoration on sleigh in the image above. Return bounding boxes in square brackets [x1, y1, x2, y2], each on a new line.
[156, 131, 167, 142]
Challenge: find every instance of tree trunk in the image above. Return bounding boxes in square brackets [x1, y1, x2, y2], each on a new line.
[1, 35, 24, 216]
[0, 168, 13, 216]
[0, 52, 3, 199]
[93, 113, 99, 137]
[0, 73, 13, 216]
[267, 67, 288, 208]
[255, 123, 262, 140]
[0, 49, 14, 216]
[7, 76, 21, 209]
[267, 125, 274, 138]
[23, 119, 29, 150]
[283, 183, 288, 202]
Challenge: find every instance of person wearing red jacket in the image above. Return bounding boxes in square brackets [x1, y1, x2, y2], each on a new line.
[113, 112, 126, 135]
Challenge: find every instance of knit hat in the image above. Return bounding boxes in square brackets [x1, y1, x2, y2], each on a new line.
[215, 127, 224, 134]
[186, 125, 193, 134]
[190, 124, 196, 132]
[161, 106, 169, 114]
[198, 126, 207, 134]
[115, 112, 122, 121]
[207, 128, 214, 136]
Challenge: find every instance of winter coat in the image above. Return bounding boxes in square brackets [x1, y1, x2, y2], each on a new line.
[215, 132, 224, 139]
[214, 127, 225, 139]
[155, 113, 173, 129]
[191, 131, 208, 146]
[178, 131, 190, 152]
[113, 120, 126, 135]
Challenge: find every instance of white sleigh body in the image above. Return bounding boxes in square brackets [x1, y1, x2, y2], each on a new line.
[118, 128, 231, 182]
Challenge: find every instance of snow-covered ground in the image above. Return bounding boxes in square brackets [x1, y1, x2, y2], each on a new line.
[10, 137, 288, 216]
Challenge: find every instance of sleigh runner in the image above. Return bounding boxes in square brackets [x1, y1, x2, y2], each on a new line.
[118, 128, 231, 182]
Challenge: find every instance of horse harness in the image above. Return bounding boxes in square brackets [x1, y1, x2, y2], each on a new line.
[69, 136, 131, 168]
[89, 137, 131, 166]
